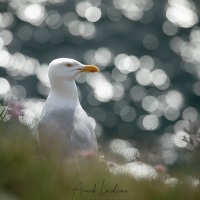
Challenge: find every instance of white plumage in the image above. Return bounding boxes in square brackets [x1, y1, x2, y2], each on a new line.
[38, 58, 99, 163]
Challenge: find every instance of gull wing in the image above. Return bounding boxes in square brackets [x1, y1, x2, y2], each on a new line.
[70, 106, 98, 157]
[38, 106, 98, 161]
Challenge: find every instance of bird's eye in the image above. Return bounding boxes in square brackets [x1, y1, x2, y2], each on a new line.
[66, 63, 73, 67]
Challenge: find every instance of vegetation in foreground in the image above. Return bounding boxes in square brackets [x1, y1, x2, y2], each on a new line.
[0, 121, 200, 200]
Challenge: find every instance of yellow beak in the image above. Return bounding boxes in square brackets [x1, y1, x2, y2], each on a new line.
[80, 65, 99, 73]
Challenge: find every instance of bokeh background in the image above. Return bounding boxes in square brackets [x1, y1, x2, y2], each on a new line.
[1, 0, 200, 170]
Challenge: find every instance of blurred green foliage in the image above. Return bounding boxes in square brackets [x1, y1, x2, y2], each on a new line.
[0, 120, 200, 200]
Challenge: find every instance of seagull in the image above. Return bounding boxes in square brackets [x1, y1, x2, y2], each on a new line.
[38, 58, 99, 164]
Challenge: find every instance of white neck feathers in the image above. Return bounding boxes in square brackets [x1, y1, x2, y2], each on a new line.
[46, 80, 80, 109]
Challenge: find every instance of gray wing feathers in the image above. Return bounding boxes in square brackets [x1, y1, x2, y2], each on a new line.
[38, 109, 74, 160]
[71, 106, 98, 154]
[38, 106, 98, 161]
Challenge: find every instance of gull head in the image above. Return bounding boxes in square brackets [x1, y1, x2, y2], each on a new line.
[48, 58, 99, 82]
